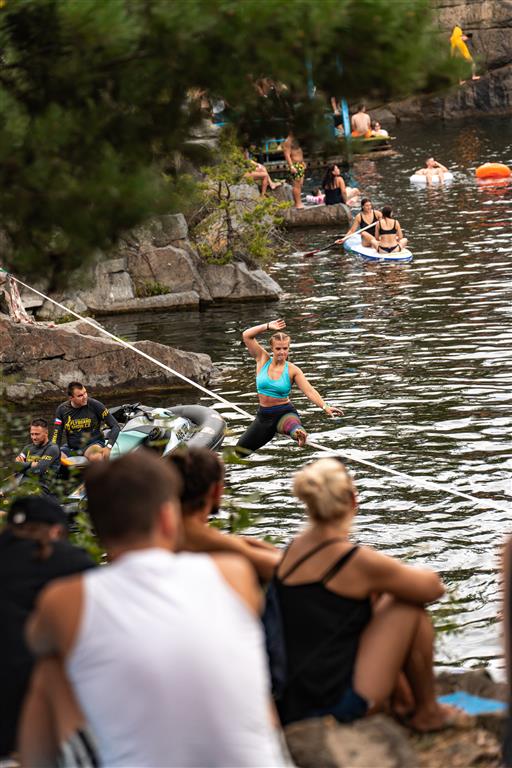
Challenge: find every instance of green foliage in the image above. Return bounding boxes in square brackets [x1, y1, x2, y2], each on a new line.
[135, 280, 171, 298]
[70, 510, 104, 564]
[193, 134, 289, 266]
[0, 0, 456, 286]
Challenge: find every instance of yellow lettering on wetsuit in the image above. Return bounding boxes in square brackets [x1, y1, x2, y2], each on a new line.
[64, 416, 94, 432]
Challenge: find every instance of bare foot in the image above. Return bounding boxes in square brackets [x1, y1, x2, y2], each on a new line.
[472, 75, 481, 80]
[407, 703, 474, 733]
[295, 204, 305, 210]
[293, 428, 307, 448]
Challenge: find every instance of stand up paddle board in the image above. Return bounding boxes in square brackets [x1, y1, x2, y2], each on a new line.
[343, 233, 413, 263]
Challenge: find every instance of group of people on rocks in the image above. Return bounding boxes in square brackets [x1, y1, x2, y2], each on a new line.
[1, 443, 467, 766]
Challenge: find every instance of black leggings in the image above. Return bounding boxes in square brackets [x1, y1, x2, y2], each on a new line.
[235, 403, 303, 456]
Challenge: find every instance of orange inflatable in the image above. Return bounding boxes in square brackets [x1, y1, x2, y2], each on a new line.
[475, 163, 511, 179]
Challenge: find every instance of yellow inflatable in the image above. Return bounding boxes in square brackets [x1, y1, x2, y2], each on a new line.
[450, 25, 473, 62]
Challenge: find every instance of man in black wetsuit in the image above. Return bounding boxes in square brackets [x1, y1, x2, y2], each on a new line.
[15, 418, 60, 494]
[52, 381, 120, 462]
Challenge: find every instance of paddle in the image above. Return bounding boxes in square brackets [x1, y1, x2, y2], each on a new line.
[303, 219, 378, 257]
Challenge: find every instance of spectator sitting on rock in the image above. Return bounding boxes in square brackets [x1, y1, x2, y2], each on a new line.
[24, 450, 287, 767]
[167, 447, 280, 583]
[244, 151, 283, 196]
[271, 457, 469, 732]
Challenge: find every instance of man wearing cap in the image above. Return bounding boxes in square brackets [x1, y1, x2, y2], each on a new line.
[52, 381, 120, 462]
[0, 496, 95, 760]
[15, 418, 60, 494]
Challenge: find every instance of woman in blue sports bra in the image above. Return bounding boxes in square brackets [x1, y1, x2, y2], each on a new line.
[235, 318, 343, 456]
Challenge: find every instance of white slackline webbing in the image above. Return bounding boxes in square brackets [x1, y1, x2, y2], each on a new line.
[4, 270, 509, 512]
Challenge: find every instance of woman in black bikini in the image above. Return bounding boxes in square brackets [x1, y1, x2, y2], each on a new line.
[340, 198, 382, 247]
[372, 205, 408, 253]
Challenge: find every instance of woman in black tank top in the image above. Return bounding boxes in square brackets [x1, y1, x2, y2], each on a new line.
[340, 198, 382, 247]
[272, 458, 462, 731]
[373, 204, 408, 253]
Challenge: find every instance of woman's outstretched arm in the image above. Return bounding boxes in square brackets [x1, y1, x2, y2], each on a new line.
[292, 366, 344, 417]
[242, 318, 286, 360]
[335, 213, 360, 244]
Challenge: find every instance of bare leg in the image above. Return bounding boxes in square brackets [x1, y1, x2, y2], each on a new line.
[292, 428, 307, 448]
[399, 237, 408, 249]
[19, 658, 86, 767]
[353, 596, 461, 731]
[292, 178, 304, 209]
[84, 444, 104, 462]
[361, 233, 375, 247]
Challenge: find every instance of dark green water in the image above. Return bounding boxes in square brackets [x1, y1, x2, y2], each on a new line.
[22, 118, 512, 676]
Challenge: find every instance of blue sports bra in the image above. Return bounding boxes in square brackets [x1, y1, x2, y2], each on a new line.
[256, 359, 292, 399]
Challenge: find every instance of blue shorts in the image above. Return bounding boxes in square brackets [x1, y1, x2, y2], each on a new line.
[309, 686, 368, 723]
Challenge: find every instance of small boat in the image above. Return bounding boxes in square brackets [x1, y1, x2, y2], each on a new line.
[475, 163, 511, 180]
[410, 172, 454, 184]
[343, 233, 413, 263]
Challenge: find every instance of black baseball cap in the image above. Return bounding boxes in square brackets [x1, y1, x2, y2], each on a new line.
[7, 496, 67, 527]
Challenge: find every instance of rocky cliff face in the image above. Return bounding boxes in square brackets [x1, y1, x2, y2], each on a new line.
[30, 211, 282, 321]
[373, 0, 512, 122]
[0, 315, 214, 401]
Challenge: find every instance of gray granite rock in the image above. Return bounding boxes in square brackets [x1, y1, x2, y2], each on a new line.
[0, 314, 213, 401]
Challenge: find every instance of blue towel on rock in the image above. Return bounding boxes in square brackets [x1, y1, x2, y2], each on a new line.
[438, 691, 507, 715]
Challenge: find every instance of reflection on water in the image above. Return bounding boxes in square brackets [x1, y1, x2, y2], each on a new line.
[105, 119, 511, 676]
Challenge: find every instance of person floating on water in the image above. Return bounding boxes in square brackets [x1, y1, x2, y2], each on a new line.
[14, 419, 60, 495]
[414, 157, 449, 184]
[338, 198, 382, 248]
[450, 24, 480, 83]
[235, 319, 343, 456]
[52, 381, 120, 462]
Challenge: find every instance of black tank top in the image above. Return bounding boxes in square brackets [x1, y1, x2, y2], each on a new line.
[274, 539, 372, 725]
[379, 218, 397, 235]
[360, 211, 377, 237]
[323, 186, 343, 206]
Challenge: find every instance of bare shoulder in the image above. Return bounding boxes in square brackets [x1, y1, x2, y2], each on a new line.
[375, 210, 383, 218]
[211, 552, 261, 614]
[37, 572, 83, 610]
[288, 362, 303, 377]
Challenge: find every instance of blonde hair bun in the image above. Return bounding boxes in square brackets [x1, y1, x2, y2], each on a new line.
[293, 458, 355, 522]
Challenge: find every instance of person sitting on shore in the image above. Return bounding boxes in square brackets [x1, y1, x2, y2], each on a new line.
[14, 418, 60, 495]
[52, 381, 120, 462]
[372, 205, 408, 253]
[351, 104, 371, 136]
[167, 447, 280, 582]
[337, 198, 382, 248]
[25, 450, 287, 767]
[271, 457, 467, 731]
[322, 164, 360, 207]
[244, 152, 282, 197]
[372, 121, 389, 138]
[0, 496, 94, 761]
[415, 157, 449, 184]
[305, 188, 325, 205]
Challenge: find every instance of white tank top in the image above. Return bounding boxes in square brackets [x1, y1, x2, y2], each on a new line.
[67, 549, 285, 767]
